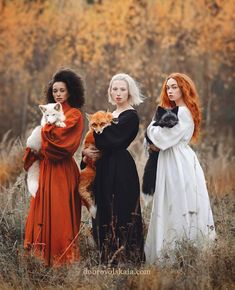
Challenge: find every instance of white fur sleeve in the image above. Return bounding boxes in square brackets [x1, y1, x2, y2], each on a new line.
[147, 107, 194, 150]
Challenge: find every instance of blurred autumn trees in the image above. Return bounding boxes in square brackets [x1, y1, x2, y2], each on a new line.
[0, 0, 234, 137]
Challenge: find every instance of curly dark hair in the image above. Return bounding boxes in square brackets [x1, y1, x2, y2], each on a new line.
[45, 68, 85, 108]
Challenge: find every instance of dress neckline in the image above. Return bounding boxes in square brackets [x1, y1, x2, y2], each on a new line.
[113, 109, 136, 118]
[61, 101, 71, 113]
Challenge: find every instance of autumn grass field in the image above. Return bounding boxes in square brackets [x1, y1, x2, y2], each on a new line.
[0, 131, 234, 290]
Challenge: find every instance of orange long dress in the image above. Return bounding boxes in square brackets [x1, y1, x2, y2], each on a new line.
[23, 102, 83, 267]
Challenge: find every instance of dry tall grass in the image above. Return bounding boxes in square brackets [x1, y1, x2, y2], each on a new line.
[0, 131, 24, 187]
[0, 131, 234, 289]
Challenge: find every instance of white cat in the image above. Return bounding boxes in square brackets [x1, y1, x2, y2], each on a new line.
[26, 103, 66, 197]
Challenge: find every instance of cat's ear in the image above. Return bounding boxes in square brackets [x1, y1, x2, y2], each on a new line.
[54, 102, 62, 111]
[172, 106, 179, 115]
[157, 106, 166, 118]
[86, 113, 92, 121]
[39, 105, 47, 113]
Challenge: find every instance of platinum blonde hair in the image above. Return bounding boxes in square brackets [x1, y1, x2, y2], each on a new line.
[108, 73, 144, 106]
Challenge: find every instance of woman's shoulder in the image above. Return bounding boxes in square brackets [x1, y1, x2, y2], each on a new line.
[119, 109, 139, 122]
[119, 109, 138, 117]
[178, 106, 191, 116]
[67, 107, 82, 118]
[178, 106, 193, 122]
[108, 109, 138, 128]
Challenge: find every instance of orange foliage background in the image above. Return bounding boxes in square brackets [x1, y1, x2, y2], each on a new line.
[0, 0, 234, 138]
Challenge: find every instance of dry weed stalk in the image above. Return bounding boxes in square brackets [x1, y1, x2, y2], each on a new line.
[0, 131, 24, 187]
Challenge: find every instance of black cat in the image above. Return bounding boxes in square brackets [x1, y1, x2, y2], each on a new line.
[142, 106, 179, 196]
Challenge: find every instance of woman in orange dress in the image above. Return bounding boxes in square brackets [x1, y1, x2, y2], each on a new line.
[23, 68, 84, 266]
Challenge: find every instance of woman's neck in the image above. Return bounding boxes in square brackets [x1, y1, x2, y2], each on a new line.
[61, 101, 71, 112]
[115, 104, 133, 112]
[175, 100, 186, 107]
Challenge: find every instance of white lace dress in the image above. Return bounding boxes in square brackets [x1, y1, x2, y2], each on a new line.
[144, 106, 216, 264]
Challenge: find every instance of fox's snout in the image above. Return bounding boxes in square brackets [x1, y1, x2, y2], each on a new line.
[93, 126, 105, 134]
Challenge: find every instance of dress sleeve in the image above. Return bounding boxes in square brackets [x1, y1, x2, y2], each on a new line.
[94, 111, 139, 150]
[147, 107, 194, 151]
[41, 109, 84, 161]
[23, 148, 39, 171]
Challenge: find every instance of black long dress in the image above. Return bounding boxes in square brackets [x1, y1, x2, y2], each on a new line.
[93, 109, 144, 264]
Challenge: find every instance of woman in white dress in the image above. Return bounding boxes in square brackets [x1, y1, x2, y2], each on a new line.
[144, 73, 216, 264]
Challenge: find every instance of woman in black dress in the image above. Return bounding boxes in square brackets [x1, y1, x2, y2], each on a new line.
[83, 73, 145, 264]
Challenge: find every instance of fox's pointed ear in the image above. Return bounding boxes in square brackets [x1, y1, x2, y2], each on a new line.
[172, 106, 179, 115]
[39, 105, 47, 113]
[86, 113, 92, 121]
[54, 102, 62, 111]
[157, 106, 166, 117]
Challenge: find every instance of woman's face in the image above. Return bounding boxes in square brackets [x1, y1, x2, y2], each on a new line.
[166, 78, 183, 105]
[110, 80, 129, 107]
[52, 82, 69, 103]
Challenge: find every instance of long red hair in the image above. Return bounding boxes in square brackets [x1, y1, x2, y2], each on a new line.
[159, 73, 201, 142]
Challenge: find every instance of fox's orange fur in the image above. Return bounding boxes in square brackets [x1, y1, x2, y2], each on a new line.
[79, 111, 114, 218]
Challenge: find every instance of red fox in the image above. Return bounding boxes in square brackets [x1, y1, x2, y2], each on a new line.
[79, 111, 117, 218]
